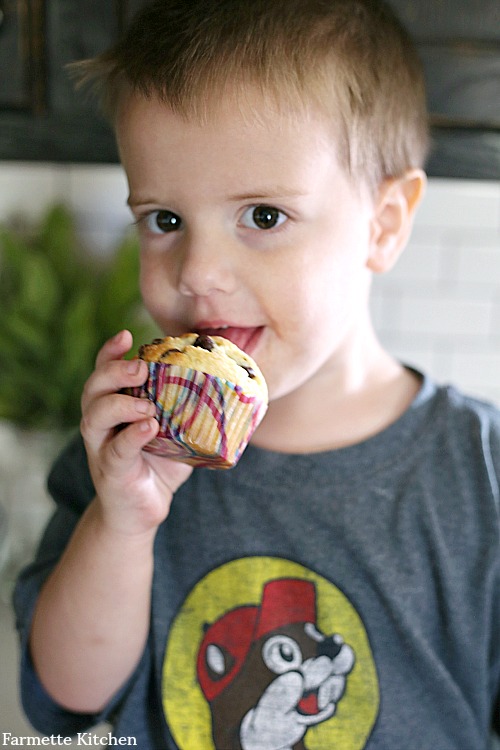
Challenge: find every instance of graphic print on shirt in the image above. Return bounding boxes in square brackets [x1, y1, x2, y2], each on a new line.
[162, 557, 379, 750]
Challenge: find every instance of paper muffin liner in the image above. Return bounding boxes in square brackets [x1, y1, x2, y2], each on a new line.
[129, 362, 268, 469]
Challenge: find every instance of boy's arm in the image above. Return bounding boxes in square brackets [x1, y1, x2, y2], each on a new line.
[30, 500, 155, 713]
[29, 330, 192, 713]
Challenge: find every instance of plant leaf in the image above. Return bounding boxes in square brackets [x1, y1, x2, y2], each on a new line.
[16, 250, 61, 323]
[0, 206, 158, 430]
[35, 204, 81, 290]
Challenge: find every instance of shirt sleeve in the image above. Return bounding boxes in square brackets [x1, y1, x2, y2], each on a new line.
[11, 433, 140, 735]
[487, 410, 500, 736]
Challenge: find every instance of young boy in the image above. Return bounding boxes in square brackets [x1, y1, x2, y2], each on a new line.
[14, 1, 500, 748]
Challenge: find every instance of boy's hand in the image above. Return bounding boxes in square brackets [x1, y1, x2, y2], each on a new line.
[80, 330, 193, 537]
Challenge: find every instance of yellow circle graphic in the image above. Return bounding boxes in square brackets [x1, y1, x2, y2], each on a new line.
[162, 557, 379, 749]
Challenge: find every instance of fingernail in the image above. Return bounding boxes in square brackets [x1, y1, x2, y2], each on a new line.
[127, 359, 142, 375]
[135, 399, 155, 414]
[139, 417, 154, 432]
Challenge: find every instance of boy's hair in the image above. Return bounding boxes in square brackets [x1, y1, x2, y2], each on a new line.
[76, 0, 429, 189]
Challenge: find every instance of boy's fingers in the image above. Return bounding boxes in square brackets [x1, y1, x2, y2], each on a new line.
[81, 393, 156, 445]
[82, 358, 149, 409]
[101, 419, 159, 476]
[95, 329, 134, 369]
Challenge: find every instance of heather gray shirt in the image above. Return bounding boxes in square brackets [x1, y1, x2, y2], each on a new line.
[14, 373, 500, 749]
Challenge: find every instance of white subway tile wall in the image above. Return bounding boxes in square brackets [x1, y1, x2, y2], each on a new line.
[1, 163, 500, 404]
[371, 178, 500, 405]
[0, 162, 131, 255]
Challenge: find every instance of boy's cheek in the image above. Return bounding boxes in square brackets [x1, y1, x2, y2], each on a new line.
[139, 264, 170, 310]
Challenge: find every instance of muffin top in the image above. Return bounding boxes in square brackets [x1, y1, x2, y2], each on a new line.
[137, 333, 268, 398]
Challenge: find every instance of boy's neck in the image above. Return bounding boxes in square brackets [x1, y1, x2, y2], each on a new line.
[251, 325, 422, 455]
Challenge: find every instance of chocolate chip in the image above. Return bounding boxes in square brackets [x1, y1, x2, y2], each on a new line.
[152, 338, 164, 344]
[193, 334, 214, 351]
[164, 348, 182, 355]
[242, 366, 256, 379]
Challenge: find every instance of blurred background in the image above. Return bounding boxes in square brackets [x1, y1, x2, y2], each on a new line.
[0, 0, 499, 742]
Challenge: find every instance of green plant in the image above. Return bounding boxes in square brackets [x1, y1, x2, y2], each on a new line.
[0, 204, 157, 430]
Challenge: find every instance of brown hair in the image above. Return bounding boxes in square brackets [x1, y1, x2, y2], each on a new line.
[75, 0, 429, 189]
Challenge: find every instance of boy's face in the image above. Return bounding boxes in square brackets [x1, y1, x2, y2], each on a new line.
[117, 91, 378, 402]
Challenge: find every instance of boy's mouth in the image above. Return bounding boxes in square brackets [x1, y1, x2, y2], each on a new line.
[194, 325, 264, 355]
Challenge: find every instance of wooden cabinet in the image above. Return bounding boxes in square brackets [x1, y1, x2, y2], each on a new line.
[0, 0, 145, 162]
[389, 0, 500, 179]
[0, 0, 45, 115]
[0, 0, 499, 178]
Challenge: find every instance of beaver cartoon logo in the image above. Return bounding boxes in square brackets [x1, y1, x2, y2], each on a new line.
[196, 577, 355, 750]
[162, 557, 379, 750]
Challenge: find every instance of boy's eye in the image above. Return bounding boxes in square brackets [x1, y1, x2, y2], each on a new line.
[145, 210, 182, 234]
[240, 205, 287, 230]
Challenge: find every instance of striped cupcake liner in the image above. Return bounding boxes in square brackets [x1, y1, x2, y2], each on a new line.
[130, 362, 267, 468]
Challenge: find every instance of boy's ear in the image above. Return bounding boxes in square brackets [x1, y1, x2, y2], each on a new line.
[367, 169, 426, 274]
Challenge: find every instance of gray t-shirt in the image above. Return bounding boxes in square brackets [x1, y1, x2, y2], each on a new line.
[14, 372, 500, 749]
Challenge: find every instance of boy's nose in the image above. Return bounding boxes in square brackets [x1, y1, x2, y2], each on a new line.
[176, 237, 237, 298]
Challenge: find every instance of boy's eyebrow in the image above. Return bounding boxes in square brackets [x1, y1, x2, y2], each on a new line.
[228, 187, 307, 201]
[127, 187, 307, 208]
[127, 195, 151, 208]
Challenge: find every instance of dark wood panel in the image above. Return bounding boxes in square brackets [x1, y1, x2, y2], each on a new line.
[420, 41, 500, 177]
[388, 0, 500, 179]
[122, 0, 147, 26]
[427, 130, 500, 180]
[389, 0, 500, 41]
[0, 0, 46, 114]
[45, 0, 119, 113]
[422, 44, 500, 126]
[0, 0, 123, 162]
[0, 112, 118, 162]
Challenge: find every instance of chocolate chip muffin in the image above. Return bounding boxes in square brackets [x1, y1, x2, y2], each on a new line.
[128, 333, 268, 468]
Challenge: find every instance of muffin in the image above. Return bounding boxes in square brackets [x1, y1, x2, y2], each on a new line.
[127, 333, 268, 468]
